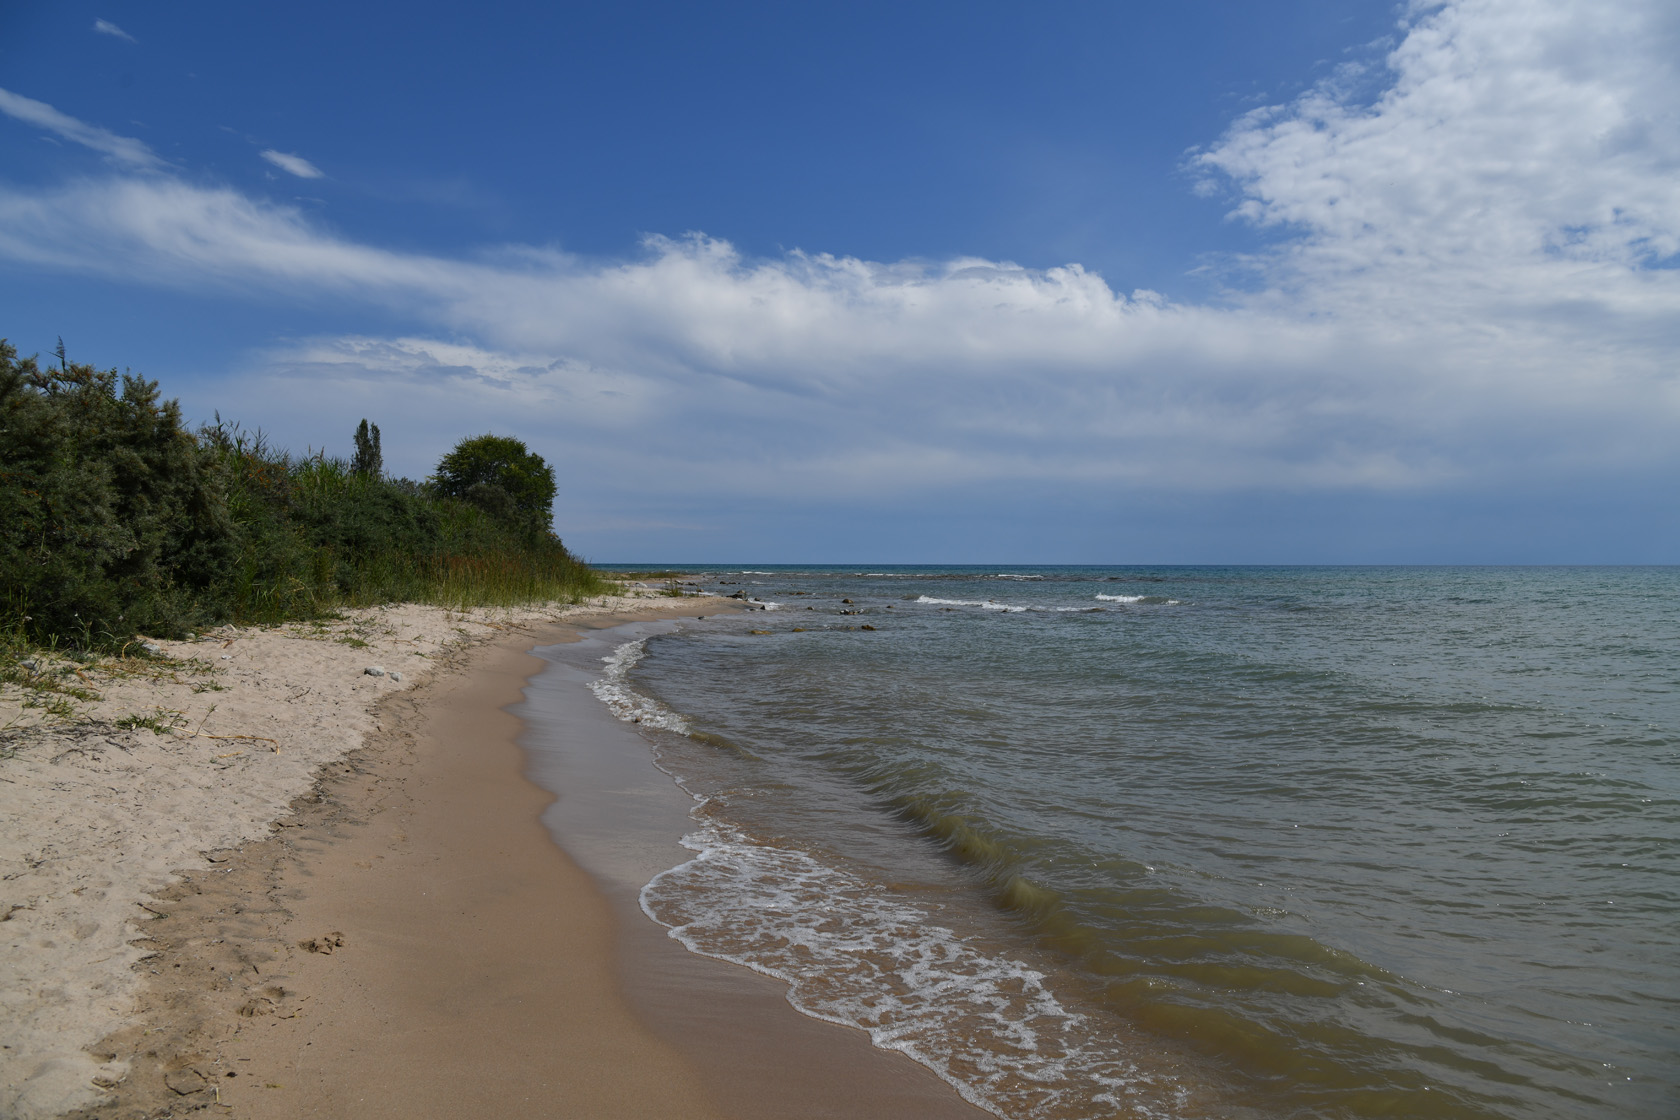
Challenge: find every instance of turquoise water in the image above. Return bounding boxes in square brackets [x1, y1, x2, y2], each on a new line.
[599, 566, 1679, 1119]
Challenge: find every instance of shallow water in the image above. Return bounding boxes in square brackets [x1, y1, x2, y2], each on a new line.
[590, 566, 1680, 1119]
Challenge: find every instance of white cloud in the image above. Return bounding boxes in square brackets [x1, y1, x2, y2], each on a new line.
[1194, 0, 1680, 313]
[0, 87, 160, 168]
[259, 149, 324, 179]
[93, 19, 137, 43]
[2, 0, 1678, 520]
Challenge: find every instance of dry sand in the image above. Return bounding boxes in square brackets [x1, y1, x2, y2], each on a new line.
[3, 596, 985, 1120]
[0, 593, 706, 1119]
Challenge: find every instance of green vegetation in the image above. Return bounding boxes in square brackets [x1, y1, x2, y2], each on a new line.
[0, 337, 605, 653]
[431, 433, 557, 540]
[351, 418, 383, 478]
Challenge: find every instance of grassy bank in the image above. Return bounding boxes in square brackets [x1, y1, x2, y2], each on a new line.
[1, 338, 606, 656]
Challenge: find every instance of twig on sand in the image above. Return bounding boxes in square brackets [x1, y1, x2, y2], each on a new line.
[199, 733, 279, 747]
[186, 705, 280, 748]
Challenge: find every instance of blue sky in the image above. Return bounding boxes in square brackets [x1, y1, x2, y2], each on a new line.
[2, 1, 1677, 563]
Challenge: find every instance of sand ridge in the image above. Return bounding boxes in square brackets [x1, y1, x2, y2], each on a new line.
[0, 593, 711, 1120]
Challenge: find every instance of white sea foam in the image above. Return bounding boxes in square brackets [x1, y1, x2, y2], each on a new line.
[748, 599, 782, 610]
[585, 632, 1189, 1116]
[586, 638, 692, 733]
[916, 596, 1095, 615]
[641, 823, 1188, 1119]
[1094, 594, 1181, 605]
[916, 596, 1029, 613]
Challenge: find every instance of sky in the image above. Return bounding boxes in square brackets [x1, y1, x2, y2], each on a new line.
[1, 0, 1676, 564]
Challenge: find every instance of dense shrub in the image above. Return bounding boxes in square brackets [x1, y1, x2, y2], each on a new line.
[0, 341, 236, 642]
[0, 338, 603, 649]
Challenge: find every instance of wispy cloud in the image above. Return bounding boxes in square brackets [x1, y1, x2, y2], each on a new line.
[259, 149, 324, 179]
[0, 87, 160, 168]
[92, 19, 137, 43]
[2, 0, 1677, 520]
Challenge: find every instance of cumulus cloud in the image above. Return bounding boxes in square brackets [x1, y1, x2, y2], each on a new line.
[1194, 0, 1680, 314]
[1, 0, 1677, 523]
[0, 87, 160, 168]
[259, 149, 324, 179]
[92, 19, 137, 43]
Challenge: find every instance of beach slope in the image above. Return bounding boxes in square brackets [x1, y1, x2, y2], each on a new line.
[0, 597, 709, 1118]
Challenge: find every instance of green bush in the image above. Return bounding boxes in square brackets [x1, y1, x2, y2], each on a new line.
[0, 341, 235, 643]
[0, 338, 604, 650]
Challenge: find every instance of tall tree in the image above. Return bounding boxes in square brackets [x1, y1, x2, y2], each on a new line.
[351, 418, 382, 478]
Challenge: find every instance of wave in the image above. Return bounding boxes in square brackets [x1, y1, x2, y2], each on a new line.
[586, 638, 692, 734]
[916, 596, 1106, 614]
[641, 822, 1189, 1119]
[916, 596, 1029, 613]
[1095, 594, 1180, 605]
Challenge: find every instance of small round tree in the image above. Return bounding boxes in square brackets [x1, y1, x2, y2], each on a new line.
[431, 434, 556, 536]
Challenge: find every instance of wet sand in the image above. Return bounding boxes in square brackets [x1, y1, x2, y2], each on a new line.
[69, 607, 983, 1118]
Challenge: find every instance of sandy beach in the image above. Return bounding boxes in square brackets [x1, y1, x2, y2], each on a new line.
[1, 596, 982, 1119]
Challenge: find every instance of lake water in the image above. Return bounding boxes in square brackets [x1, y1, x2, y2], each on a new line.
[590, 566, 1679, 1119]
